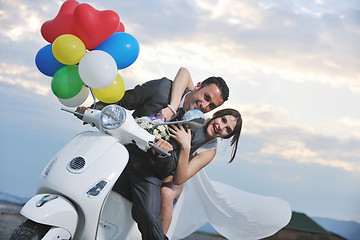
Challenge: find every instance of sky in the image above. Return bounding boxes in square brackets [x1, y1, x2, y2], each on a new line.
[0, 0, 359, 225]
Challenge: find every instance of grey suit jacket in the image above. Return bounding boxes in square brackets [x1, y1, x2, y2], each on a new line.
[95, 77, 208, 185]
[96, 77, 173, 118]
[96, 77, 177, 185]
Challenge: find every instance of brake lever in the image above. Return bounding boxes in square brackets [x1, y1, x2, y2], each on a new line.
[61, 107, 84, 117]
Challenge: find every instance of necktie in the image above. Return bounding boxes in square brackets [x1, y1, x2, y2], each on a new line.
[171, 108, 185, 121]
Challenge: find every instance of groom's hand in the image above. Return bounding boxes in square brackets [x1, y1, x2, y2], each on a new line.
[152, 139, 173, 155]
[75, 106, 90, 125]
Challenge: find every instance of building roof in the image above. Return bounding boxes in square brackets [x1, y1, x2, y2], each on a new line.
[285, 211, 330, 234]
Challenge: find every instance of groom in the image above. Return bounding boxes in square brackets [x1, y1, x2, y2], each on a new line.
[76, 67, 229, 240]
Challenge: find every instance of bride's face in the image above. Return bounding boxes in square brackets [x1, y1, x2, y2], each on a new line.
[205, 115, 237, 138]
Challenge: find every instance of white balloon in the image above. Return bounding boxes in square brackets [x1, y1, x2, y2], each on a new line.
[58, 85, 90, 107]
[78, 50, 118, 89]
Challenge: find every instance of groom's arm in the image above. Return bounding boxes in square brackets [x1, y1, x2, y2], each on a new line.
[152, 139, 181, 180]
[94, 78, 172, 111]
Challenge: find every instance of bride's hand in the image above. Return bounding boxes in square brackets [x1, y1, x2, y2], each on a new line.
[169, 124, 191, 150]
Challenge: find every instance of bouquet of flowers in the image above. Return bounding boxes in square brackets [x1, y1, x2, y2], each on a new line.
[135, 115, 170, 141]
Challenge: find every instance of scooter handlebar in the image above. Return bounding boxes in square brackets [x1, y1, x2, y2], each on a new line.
[61, 106, 171, 156]
[148, 142, 171, 157]
[61, 107, 84, 117]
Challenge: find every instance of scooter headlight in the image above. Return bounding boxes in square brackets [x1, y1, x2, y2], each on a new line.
[100, 105, 126, 130]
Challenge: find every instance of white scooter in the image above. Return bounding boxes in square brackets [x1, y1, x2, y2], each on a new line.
[9, 105, 205, 240]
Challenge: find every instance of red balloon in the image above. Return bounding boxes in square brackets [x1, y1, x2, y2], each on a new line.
[41, 0, 79, 43]
[73, 4, 120, 50]
[116, 21, 125, 32]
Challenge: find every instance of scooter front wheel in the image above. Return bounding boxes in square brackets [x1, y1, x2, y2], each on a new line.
[9, 219, 51, 240]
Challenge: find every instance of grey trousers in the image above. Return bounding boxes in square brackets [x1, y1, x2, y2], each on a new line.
[113, 163, 168, 240]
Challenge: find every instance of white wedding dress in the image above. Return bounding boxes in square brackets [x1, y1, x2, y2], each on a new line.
[165, 139, 292, 240]
[105, 139, 292, 240]
[166, 169, 292, 240]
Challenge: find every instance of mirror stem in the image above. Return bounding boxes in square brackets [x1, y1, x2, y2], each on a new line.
[150, 120, 186, 132]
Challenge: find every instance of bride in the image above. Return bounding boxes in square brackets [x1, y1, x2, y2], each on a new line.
[157, 67, 291, 239]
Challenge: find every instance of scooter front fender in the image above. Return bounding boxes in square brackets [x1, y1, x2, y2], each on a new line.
[21, 194, 78, 237]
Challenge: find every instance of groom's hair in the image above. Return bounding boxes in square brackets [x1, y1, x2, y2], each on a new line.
[200, 77, 229, 102]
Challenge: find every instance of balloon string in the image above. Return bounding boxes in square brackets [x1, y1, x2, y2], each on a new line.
[89, 87, 96, 109]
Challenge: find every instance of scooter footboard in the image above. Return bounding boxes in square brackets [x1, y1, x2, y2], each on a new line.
[21, 194, 78, 237]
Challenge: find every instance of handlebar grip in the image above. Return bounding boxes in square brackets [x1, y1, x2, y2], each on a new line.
[61, 107, 84, 117]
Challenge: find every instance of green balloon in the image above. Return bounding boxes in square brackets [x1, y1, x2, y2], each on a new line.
[51, 65, 84, 99]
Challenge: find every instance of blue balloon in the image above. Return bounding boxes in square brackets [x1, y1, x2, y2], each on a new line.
[95, 32, 140, 69]
[35, 44, 66, 77]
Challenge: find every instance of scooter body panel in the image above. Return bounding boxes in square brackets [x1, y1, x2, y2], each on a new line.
[16, 106, 170, 240]
[20, 194, 76, 236]
[35, 131, 129, 239]
[42, 227, 72, 240]
[97, 191, 142, 240]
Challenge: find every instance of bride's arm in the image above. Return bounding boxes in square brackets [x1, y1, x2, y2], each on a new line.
[158, 67, 194, 121]
[169, 124, 216, 185]
[173, 147, 216, 185]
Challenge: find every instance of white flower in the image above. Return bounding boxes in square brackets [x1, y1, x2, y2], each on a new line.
[135, 116, 170, 141]
[157, 125, 166, 132]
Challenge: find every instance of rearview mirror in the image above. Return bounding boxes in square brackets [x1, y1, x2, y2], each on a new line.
[151, 109, 206, 131]
[181, 109, 206, 130]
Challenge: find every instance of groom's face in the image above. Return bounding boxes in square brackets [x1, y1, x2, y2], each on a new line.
[183, 83, 224, 113]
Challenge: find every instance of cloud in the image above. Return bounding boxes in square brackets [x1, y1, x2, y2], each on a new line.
[0, 62, 49, 96]
[1, 1, 358, 145]
[328, 117, 360, 139]
[2, 0, 358, 97]
[0, 0, 51, 43]
[260, 139, 360, 172]
[126, 0, 360, 93]
[315, 0, 325, 5]
[217, 102, 293, 135]
[215, 101, 360, 173]
[337, 117, 360, 129]
[193, 0, 264, 27]
[0, 0, 358, 168]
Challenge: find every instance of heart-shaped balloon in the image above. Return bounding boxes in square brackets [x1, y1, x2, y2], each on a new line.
[73, 3, 120, 50]
[116, 21, 125, 32]
[41, 0, 79, 43]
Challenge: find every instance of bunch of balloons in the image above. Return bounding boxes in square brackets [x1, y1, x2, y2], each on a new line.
[35, 0, 139, 107]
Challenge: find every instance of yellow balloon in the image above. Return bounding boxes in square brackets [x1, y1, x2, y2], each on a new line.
[93, 73, 125, 103]
[52, 34, 86, 65]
